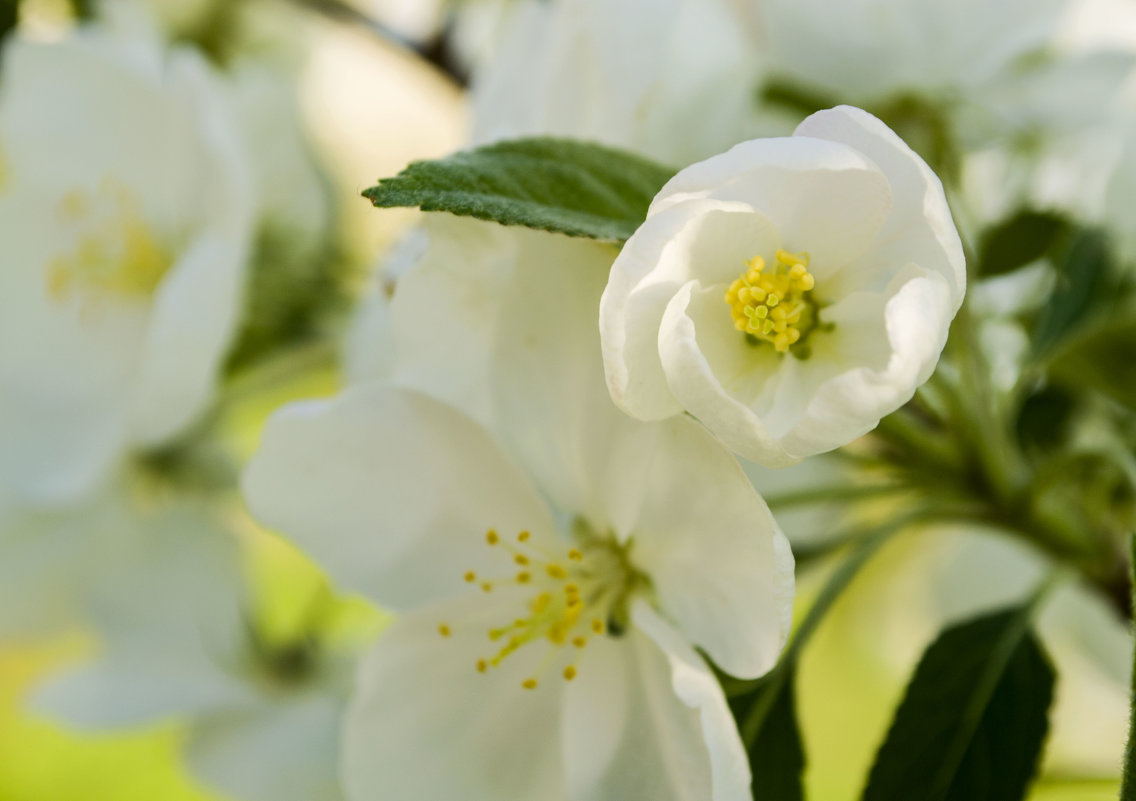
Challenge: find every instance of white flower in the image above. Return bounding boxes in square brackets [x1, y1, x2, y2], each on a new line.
[245, 213, 793, 801]
[244, 382, 792, 801]
[471, 0, 763, 165]
[599, 105, 966, 466]
[32, 501, 359, 801]
[0, 23, 253, 507]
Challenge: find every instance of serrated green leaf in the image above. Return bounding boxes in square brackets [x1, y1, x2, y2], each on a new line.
[862, 606, 1055, 801]
[363, 138, 676, 242]
[977, 210, 1070, 277]
[730, 666, 805, 801]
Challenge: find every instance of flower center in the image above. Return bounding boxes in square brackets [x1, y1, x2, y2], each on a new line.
[438, 521, 648, 690]
[725, 249, 818, 353]
[45, 178, 173, 304]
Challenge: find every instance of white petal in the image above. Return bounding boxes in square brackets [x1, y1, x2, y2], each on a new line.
[649, 134, 893, 279]
[32, 504, 252, 726]
[657, 281, 797, 466]
[242, 385, 557, 612]
[600, 200, 780, 422]
[629, 417, 794, 678]
[343, 596, 564, 801]
[390, 216, 525, 430]
[794, 105, 966, 305]
[779, 268, 954, 457]
[128, 231, 247, 445]
[629, 602, 752, 801]
[187, 692, 346, 801]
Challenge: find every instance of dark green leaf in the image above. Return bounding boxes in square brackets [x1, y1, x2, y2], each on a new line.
[1032, 228, 1116, 355]
[977, 210, 1070, 277]
[363, 138, 676, 242]
[1, 0, 17, 42]
[862, 606, 1056, 801]
[1015, 385, 1076, 453]
[1048, 317, 1136, 410]
[1121, 533, 1136, 801]
[730, 666, 805, 801]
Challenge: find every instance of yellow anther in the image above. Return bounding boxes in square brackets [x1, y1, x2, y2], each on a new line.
[563, 666, 577, 681]
[438, 624, 451, 638]
[565, 583, 580, 596]
[546, 564, 567, 580]
[515, 554, 530, 566]
[518, 531, 531, 542]
[476, 659, 488, 673]
[516, 571, 532, 584]
[568, 549, 583, 561]
[487, 529, 499, 545]
[592, 619, 605, 635]
[464, 571, 477, 583]
[481, 582, 494, 593]
[522, 678, 539, 690]
[725, 249, 816, 353]
[572, 637, 588, 648]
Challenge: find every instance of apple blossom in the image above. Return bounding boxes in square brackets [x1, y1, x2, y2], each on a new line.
[244, 382, 792, 801]
[0, 22, 253, 507]
[246, 216, 793, 801]
[599, 105, 966, 466]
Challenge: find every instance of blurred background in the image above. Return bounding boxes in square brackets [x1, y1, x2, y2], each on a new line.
[0, 0, 1134, 799]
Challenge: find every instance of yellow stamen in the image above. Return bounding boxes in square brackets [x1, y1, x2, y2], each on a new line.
[724, 249, 817, 353]
[522, 678, 538, 690]
[563, 666, 577, 681]
[486, 529, 499, 545]
[464, 571, 477, 583]
[438, 624, 451, 638]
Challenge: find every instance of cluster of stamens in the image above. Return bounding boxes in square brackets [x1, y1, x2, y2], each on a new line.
[46, 178, 172, 304]
[725, 249, 817, 353]
[437, 527, 630, 691]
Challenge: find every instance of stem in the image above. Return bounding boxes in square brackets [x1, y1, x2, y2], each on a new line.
[1120, 534, 1136, 801]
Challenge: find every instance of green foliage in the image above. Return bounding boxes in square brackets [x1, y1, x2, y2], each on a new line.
[0, 0, 17, 42]
[363, 138, 676, 242]
[730, 666, 806, 801]
[1033, 229, 1118, 355]
[977, 210, 1070, 277]
[1048, 317, 1136, 411]
[862, 606, 1055, 801]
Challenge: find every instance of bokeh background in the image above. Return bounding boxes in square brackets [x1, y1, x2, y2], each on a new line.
[0, 0, 1133, 799]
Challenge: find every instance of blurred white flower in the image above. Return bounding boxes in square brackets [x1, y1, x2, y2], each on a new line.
[245, 383, 792, 801]
[471, 0, 762, 164]
[246, 214, 793, 801]
[0, 22, 254, 507]
[32, 503, 358, 801]
[754, 0, 1134, 150]
[599, 106, 965, 466]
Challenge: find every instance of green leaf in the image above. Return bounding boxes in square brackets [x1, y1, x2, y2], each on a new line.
[977, 210, 1070, 277]
[1048, 317, 1136, 410]
[1032, 228, 1117, 355]
[1, 0, 17, 42]
[1120, 534, 1136, 801]
[363, 138, 676, 242]
[730, 666, 806, 801]
[862, 605, 1056, 801]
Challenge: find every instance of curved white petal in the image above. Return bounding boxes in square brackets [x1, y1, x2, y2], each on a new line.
[187, 692, 346, 801]
[628, 602, 752, 801]
[629, 417, 794, 678]
[647, 135, 893, 279]
[242, 385, 557, 612]
[128, 231, 247, 445]
[343, 595, 564, 801]
[794, 105, 966, 304]
[600, 200, 780, 422]
[780, 268, 954, 457]
[657, 281, 797, 466]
